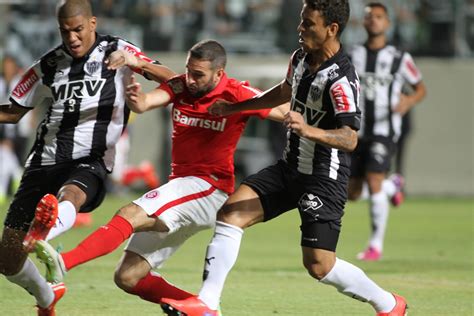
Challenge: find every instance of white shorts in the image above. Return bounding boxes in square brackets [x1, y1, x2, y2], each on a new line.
[125, 176, 228, 268]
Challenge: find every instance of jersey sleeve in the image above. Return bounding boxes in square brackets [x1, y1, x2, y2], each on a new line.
[285, 49, 301, 86]
[158, 76, 185, 104]
[116, 39, 159, 78]
[329, 74, 361, 130]
[235, 81, 270, 119]
[9, 61, 50, 109]
[399, 52, 422, 85]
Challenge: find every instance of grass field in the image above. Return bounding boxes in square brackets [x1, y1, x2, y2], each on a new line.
[0, 196, 472, 315]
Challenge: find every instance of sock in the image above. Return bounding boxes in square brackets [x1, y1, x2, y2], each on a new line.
[369, 191, 390, 251]
[198, 221, 243, 310]
[360, 183, 370, 200]
[0, 147, 16, 197]
[320, 258, 396, 312]
[130, 271, 194, 303]
[61, 215, 133, 270]
[46, 201, 77, 241]
[382, 179, 397, 198]
[6, 258, 54, 308]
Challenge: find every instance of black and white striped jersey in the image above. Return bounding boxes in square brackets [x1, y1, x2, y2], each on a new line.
[284, 48, 361, 183]
[9, 34, 153, 172]
[348, 44, 422, 141]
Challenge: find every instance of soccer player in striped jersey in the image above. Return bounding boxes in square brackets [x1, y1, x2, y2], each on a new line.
[347, 2, 426, 261]
[32, 39, 289, 313]
[0, 0, 174, 314]
[161, 1, 408, 315]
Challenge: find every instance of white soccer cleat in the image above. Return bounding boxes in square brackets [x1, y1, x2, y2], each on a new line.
[35, 240, 67, 283]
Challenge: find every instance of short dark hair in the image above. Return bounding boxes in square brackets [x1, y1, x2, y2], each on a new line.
[57, 0, 93, 19]
[365, 2, 389, 16]
[303, 0, 350, 37]
[189, 40, 227, 70]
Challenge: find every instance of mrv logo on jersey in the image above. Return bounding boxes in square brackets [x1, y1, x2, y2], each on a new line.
[51, 79, 106, 101]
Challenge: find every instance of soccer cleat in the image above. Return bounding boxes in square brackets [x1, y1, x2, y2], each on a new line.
[357, 247, 382, 261]
[140, 161, 160, 189]
[35, 240, 67, 283]
[161, 296, 219, 316]
[389, 174, 405, 207]
[23, 194, 59, 252]
[376, 294, 408, 316]
[36, 282, 67, 316]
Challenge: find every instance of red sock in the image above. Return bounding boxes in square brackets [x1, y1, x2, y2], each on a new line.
[130, 271, 194, 303]
[62, 215, 133, 270]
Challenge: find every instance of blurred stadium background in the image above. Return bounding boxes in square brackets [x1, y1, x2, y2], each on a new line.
[0, 0, 473, 197]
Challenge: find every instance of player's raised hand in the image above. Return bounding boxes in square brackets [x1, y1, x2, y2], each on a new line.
[105, 50, 138, 70]
[208, 99, 233, 116]
[125, 75, 146, 111]
[284, 111, 308, 137]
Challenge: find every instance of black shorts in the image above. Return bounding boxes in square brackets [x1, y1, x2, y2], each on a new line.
[242, 160, 347, 251]
[350, 137, 395, 177]
[4, 158, 108, 231]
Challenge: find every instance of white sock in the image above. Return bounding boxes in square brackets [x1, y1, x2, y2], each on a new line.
[46, 201, 77, 241]
[369, 191, 389, 251]
[6, 258, 54, 308]
[360, 183, 370, 200]
[382, 179, 396, 198]
[0, 147, 17, 196]
[320, 258, 396, 312]
[198, 221, 243, 310]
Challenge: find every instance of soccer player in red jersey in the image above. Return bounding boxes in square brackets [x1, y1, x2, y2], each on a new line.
[34, 39, 289, 307]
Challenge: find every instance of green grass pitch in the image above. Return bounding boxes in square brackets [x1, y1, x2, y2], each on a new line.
[0, 196, 472, 315]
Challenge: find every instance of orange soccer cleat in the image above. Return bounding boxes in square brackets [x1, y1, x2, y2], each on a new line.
[376, 294, 408, 316]
[161, 296, 219, 316]
[23, 194, 58, 252]
[37, 282, 67, 316]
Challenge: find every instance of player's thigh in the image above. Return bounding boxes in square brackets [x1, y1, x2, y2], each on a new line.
[366, 171, 386, 193]
[217, 184, 264, 228]
[133, 176, 228, 234]
[62, 159, 108, 213]
[348, 177, 364, 200]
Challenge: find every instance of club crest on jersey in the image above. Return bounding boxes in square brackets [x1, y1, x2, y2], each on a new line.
[85, 60, 101, 75]
[309, 83, 323, 102]
[168, 78, 184, 94]
[145, 190, 159, 199]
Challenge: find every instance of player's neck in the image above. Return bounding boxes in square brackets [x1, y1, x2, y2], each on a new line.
[366, 34, 387, 51]
[307, 41, 340, 72]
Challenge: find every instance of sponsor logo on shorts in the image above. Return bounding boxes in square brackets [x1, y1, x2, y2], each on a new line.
[299, 193, 323, 220]
[145, 190, 159, 199]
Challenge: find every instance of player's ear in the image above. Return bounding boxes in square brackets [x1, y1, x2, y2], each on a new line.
[89, 16, 97, 32]
[327, 22, 339, 38]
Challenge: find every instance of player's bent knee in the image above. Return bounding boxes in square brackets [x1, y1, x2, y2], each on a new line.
[114, 268, 139, 292]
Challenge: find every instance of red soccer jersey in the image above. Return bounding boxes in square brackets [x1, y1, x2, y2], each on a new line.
[159, 73, 270, 194]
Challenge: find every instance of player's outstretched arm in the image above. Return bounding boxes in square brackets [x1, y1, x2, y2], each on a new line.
[267, 102, 291, 122]
[209, 79, 291, 116]
[125, 75, 171, 114]
[105, 50, 176, 83]
[0, 102, 30, 124]
[284, 111, 358, 152]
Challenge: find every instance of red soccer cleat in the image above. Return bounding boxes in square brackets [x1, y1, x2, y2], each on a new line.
[140, 161, 160, 189]
[73, 212, 93, 227]
[161, 296, 219, 316]
[376, 294, 408, 316]
[357, 246, 382, 261]
[23, 194, 58, 253]
[37, 282, 67, 316]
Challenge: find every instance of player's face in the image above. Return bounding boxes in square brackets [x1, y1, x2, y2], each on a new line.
[364, 6, 389, 37]
[58, 14, 97, 59]
[297, 5, 333, 53]
[185, 56, 223, 98]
